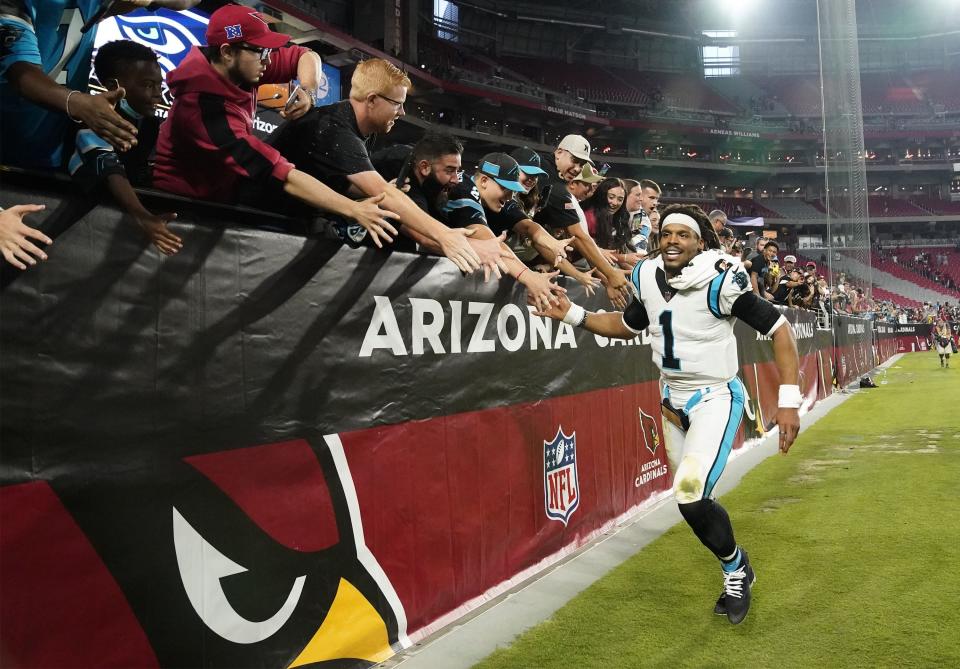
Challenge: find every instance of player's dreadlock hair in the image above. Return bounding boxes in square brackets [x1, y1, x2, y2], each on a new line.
[94, 40, 158, 83]
[647, 203, 722, 259]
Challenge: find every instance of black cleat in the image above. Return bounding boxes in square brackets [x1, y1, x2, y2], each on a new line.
[713, 566, 756, 616]
[721, 549, 755, 624]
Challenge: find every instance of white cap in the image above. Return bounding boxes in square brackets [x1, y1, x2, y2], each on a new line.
[784, 255, 797, 263]
[557, 134, 594, 165]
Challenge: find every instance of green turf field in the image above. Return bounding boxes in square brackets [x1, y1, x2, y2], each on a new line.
[476, 352, 960, 669]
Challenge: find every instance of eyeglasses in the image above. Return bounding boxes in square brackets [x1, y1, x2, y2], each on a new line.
[376, 93, 405, 111]
[234, 44, 274, 60]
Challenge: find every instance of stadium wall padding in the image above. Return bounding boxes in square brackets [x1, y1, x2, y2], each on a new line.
[0, 183, 897, 668]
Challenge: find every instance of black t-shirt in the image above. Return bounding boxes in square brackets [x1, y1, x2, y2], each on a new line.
[772, 279, 791, 304]
[533, 153, 580, 230]
[404, 175, 432, 218]
[444, 178, 487, 229]
[390, 173, 436, 253]
[444, 177, 528, 236]
[749, 253, 769, 287]
[269, 101, 375, 196]
[485, 199, 529, 236]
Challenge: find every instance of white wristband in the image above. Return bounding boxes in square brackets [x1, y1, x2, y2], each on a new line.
[778, 384, 802, 409]
[562, 303, 587, 326]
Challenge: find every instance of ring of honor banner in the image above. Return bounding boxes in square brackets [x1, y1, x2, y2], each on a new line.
[874, 322, 934, 354]
[0, 182, 902, 668]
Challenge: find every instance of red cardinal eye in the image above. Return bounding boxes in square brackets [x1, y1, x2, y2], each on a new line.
[184, 439, 339, 552]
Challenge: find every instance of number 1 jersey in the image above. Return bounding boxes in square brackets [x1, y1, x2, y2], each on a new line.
[621, 250, 786, 392]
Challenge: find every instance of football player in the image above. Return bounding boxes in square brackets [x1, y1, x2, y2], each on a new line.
[533, 203, 801, 625]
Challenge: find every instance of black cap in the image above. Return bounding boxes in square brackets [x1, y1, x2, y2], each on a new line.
[510, 147, 547, 176]
[477, 153, 525, 192]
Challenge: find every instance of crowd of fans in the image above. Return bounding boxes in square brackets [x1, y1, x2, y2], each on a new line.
[0, 3, 956, 331]
[879, 248, 958, 292]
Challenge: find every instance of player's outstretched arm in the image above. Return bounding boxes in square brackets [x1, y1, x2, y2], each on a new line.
[771, 322, 801, 454]
[531, 294, 637, 339]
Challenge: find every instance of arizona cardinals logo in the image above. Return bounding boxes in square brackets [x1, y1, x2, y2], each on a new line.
[171, 436, 408, 666]
[0, 435, 409, 669]
[638, 408, 660, 456]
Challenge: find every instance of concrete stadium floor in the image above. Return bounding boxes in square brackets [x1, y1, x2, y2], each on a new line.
[383, 355, 902, 669]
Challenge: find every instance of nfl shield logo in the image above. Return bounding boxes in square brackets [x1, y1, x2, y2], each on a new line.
[638, 409, 660, 456]
[224, 24, 243, 40]
[543, 426, 579, 525]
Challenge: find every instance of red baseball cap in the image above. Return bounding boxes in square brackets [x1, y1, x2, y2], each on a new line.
[206, 5, 290, 49]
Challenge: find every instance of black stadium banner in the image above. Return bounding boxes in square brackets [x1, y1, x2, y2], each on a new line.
[734, 308, 823, 442]
[873, 320, 936, 356]
[873, 322, 933, 338]
[832, 313, 876, 388]
[0, 179, 902, 668]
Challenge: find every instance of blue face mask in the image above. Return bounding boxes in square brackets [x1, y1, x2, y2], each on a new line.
[119, 97, 143, 120]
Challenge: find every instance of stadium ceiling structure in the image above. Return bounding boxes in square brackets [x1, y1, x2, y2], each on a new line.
[448, 0, 959, 40]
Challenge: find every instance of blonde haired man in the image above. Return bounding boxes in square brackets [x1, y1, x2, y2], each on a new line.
[350, 58, 411, 102]
[269, 58, 505, 275]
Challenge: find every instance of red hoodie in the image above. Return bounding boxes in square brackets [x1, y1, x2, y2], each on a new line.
[153, 45, 307, 201]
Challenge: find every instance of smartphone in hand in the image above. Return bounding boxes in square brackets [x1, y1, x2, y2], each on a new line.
[284, 85, 303, 112]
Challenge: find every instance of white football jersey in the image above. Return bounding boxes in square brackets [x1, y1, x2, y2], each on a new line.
[623, 250, 777, 392]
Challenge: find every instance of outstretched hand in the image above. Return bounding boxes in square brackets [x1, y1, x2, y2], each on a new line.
[542, 235, 575, 267]
[576, 269, 603, 297]
[437, 227, 483, 273]
[70, 88, 138, 151]
[606, 282, 628, 310]
[0, 204, 52, 270]
[468, 232, 511, 282]
[349, 193, 400, 248]
[520, 269, 566, 312]
[137, 212, 183, 256]
[529, 291, 572, 321]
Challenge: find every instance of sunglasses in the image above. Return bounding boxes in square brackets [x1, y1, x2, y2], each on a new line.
[234, 44, 275, 60]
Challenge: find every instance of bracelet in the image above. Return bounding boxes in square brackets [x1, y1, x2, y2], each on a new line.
[516, 267, 529, 281]
[562, 303, 588, 327]
[65, 90, 82, 123]
[778, 384, 803, 409]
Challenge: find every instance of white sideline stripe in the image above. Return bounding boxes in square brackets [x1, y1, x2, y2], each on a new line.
[323, 433, 412, 649]
[386, 355, 905, 669]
